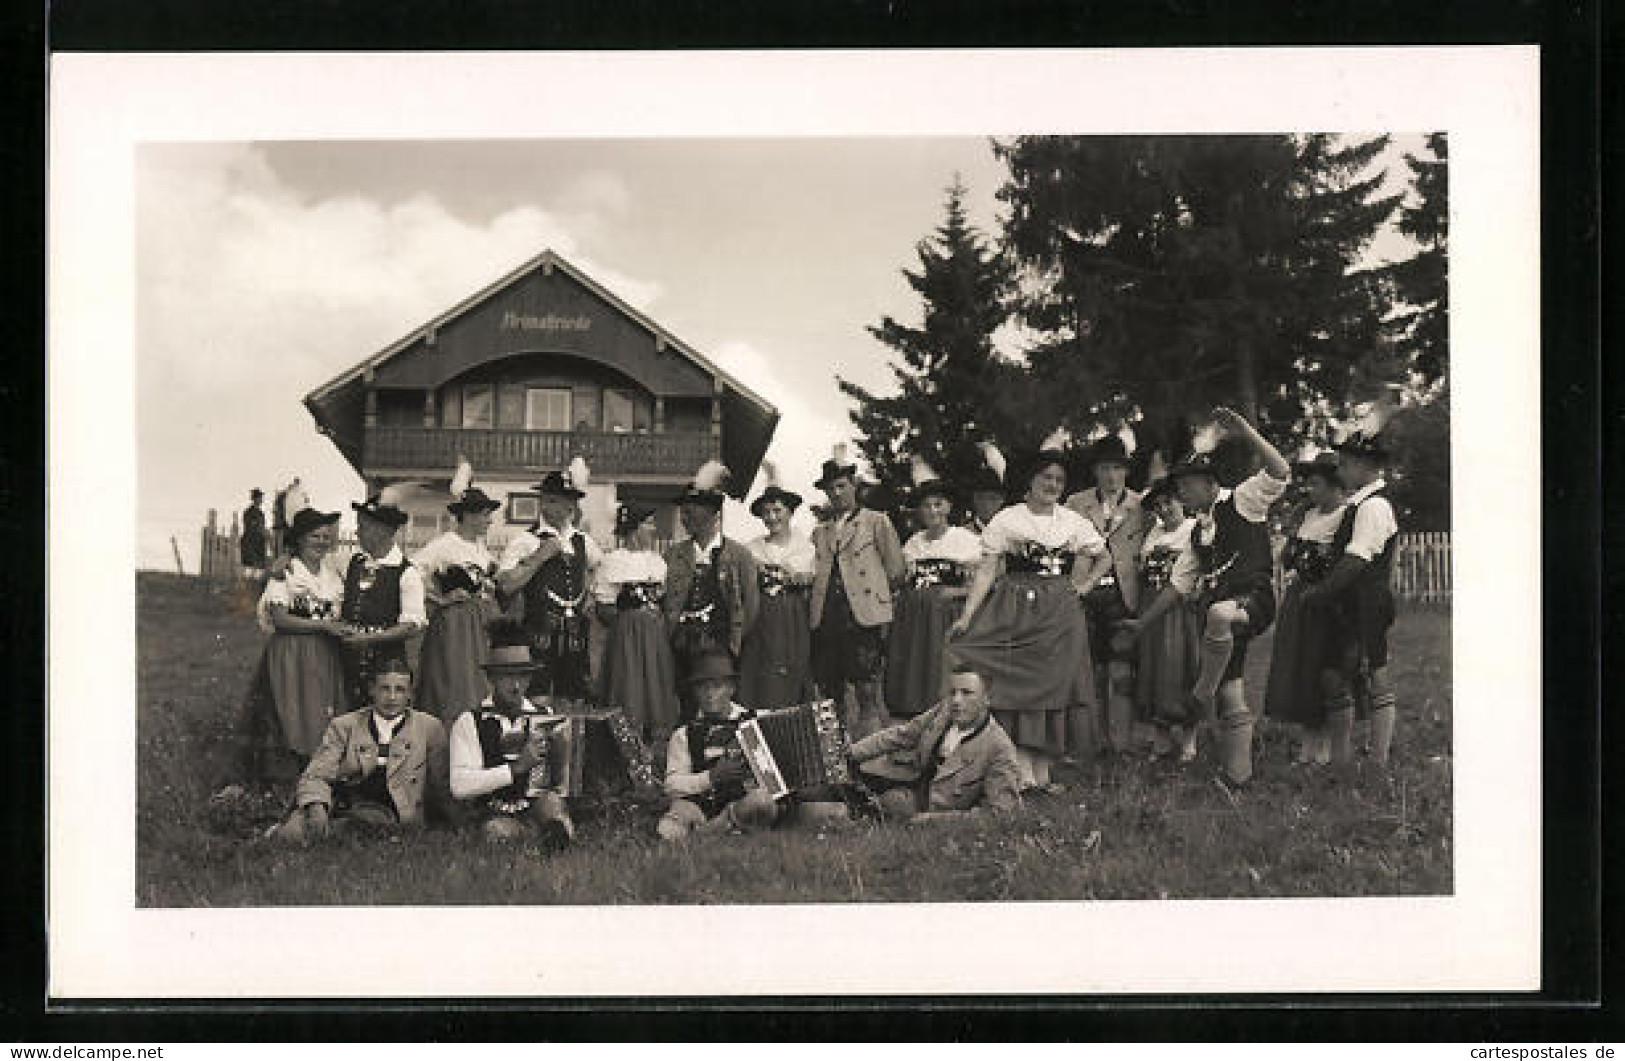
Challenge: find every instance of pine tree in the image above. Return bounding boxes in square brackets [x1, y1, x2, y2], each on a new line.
[1382, 133, 1449, 386]
[995, 134, 1401, 459]
[838, 176, 1017, 501]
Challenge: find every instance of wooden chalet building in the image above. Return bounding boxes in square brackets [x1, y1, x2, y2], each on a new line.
[304, 250, 779, 548]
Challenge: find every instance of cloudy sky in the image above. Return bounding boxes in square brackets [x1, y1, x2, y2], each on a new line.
[136, 136, 1420, 569]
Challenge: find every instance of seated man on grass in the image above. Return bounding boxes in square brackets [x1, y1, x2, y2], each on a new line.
[272, 655, 450, 843]
[656, 653, 782, 842]
[847, 663, 1022, 822]
[448, 644, 575, 850]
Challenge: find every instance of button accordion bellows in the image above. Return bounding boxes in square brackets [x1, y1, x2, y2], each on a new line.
[735, 700, 854, 800]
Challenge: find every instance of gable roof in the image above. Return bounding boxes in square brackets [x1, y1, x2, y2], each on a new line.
[305, 248, 774, 413]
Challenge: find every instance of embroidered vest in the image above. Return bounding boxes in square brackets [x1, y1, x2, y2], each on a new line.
[1192, 495, 1274, 599]
[521, 531, 590, 633]
[680, 547, 727, 630]
[475, 712, 530, 803]
[684, 715, 749, 803]
[342, 554, 407, 627]
[1005, 541, 1076, 578]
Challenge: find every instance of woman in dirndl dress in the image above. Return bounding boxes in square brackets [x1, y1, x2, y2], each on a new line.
[738, 477, 816, 711]
[594, 504, 681, 742]
[948, 447, 1108, 789]
[1134, 479, 1202, 761]
[238, 506, 350, 779]
[1263, 451, 1350, 766]
[885, 474, 982, 718]
[411, 487, 503, 725]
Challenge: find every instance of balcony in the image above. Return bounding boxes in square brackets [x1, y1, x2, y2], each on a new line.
[363, 425, 721, 479]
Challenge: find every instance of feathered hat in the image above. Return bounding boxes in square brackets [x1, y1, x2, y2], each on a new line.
[535, 456, 590, 500]
[1292, 448, 1343, 483]
[749, 461, 803, 518]
[813, 444, 861, 492]
[1333, 396, 1396, 463]
[352, 481, 412, 529]
[678, 459, 731, 510]
[286, 506, 341, 545]
[908, 453, 955, 507]
[1168, 417, 1224, 481]
[970, 441, 1007, 496]
[446, 456, 502, 515]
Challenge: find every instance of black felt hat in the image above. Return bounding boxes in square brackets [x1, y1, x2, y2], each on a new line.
[1089, 434, 1132, 470]
[1168, 452, 1220, 481]
[534, 470, 587, 501]
[286, 506, 340, 544]
[353, 495, 411, 528]
[813, 458, 860, 491]
[1292, 450, 1342, 483]
[749, 485, 804, 518]
[683, 652, 738, 685]
[447, 487, 502, 515]
[1333, 431, 1389, 462]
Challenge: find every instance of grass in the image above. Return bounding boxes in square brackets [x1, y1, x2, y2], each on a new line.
[135, 571, 1452, 906]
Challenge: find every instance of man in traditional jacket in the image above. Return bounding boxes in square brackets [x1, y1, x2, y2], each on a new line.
[1066, 434, 1155, 755]
[662, 462, 759, 723]
[1125, 407, 1289, 787]
[810, 450, 906, 739]
[498, 463, 602, 701]
[271, 656, 450, 843]
[848, 664, 1022, 821]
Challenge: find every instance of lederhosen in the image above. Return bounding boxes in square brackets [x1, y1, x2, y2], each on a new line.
[475, 710, 542, 816]
[521, 531, 592, 699]
[1327, 488, 1399, 673]
[340, 554, 408, 708]
[331, 713, 402, 823]
[681, 714, 751, 819]
[1191, 494, 1277, 682]
[1081, 493, 1135, 663]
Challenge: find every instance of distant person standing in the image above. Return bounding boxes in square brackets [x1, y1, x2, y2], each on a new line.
[240, 488, 269, 578]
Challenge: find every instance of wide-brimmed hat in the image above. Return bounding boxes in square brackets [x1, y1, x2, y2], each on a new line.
[910, 478, 956, 508]
[1292, 450, 1342, 483]
[749, 485, 803, 518]
[286, 507, 340, 544]
[1088, 434, 1132, 471]
[353, 494, 410, 528]
[1168, 452, 1220, 481]
[1333, 431, 1389, 462]
[534, 470, 586, 501]
[249, 487, 264, 500]
[813, 458, 860, 491]
[678, 459, 731, 510]
[482, 644, 543, 674]
[1141, 478, 1178, 507]
[448, 487, 502, 516]
[683, 653, 738, 686]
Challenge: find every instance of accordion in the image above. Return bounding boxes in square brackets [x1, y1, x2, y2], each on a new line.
[522, 708, 660, 800]
[735, 700, 855, 801]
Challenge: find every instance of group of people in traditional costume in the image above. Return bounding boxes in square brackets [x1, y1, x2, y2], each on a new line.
[220, 403, 1402, 852]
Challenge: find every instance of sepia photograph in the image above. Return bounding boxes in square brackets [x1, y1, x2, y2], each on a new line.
[47, 48, 1541, 998]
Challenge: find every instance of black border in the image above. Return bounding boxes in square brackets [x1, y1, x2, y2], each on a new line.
[12, 0, 1608, 1042]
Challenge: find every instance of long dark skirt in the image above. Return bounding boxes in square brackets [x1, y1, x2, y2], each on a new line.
[1135, 595, 1200, 726]
[739, 589, 814, 711]
[885, 585, 964, 718]
[602, 607, 681, 741]
[236, 631, 348, 777]
[416, 598, 493, 725]
[947, 573, 1096, 757]
[1264, 580, 1338, 726]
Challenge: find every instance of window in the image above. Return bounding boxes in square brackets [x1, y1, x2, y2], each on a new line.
[461, 383, 494, 429]
[603, 389, 634, 433]
[507, 493, 540, 524]
[526, 387, 572, 431]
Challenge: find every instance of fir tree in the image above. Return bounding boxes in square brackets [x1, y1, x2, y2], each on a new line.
[1382, 133, 1449, 386]
[995, 134, 1401, 458]
[838, 176, 1017, 502]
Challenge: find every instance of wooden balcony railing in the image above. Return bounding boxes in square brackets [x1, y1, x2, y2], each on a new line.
[363, 425, 720, 478]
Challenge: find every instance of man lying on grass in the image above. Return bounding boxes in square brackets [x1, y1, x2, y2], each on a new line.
[846, 664, 1022, 822]
[657, 653, 783, 841]
[448, 644, 576, 851]
[271, 655, 450, 844]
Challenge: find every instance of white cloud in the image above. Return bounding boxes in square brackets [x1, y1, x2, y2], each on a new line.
[136, 144, 662, 569]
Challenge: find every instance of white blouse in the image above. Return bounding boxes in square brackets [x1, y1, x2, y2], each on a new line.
[1141, 517, 1196, 560]
[593, 548, 669, 605]
[1343, 479, 1399, 561]
[748, 533, 816, 576]
[411, 531, 496, 602]
[257, 556, 345, 634]
[979, 503, 1106, 559]
[904, 525, 983, 565]
[498, 523, 605, 573]
[1295, 503, 1348, 545]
